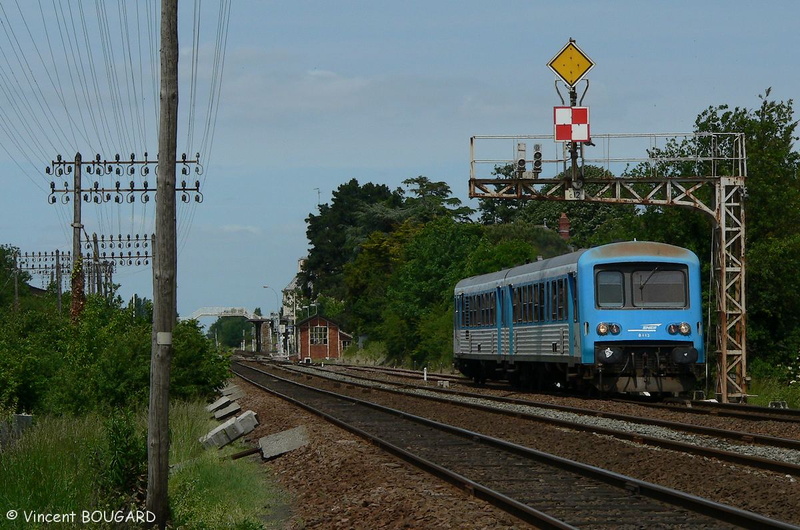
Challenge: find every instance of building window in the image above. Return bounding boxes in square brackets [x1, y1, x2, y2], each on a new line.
[310, 326, 328, 345]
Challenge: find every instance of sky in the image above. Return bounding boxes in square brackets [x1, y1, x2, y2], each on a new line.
[0, 1, 797, 328]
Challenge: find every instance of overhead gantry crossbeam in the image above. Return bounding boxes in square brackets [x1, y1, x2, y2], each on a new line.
[470, 176, 717, 217]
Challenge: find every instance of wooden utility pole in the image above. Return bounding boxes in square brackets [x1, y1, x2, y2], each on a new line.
[146, 0, 178, 527]
[70, 153, 85, 320]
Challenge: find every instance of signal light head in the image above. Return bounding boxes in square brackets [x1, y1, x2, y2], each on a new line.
[516, 142, 527, 174]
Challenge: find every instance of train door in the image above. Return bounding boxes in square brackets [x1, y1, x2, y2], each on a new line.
[496, 285, 514, 356]
[454, 293, 464, 354]
[495, 286, 503, 355]
[568, 272, 580, 356]
[496, 286, 512, 356]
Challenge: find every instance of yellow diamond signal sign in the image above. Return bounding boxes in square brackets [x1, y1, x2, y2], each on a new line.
[548, 41, 594, 87]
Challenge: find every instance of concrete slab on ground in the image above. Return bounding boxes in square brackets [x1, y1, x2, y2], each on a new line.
[199, 410, 260, 449]
[213, 402, 241, 420]
[259, 425, 309, 460]
[199, 416, 237, 449]
[221, 383, 246, 400]
[205, 396, 232, 413]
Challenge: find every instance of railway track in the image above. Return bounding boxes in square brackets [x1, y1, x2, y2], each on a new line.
[233, 361, 797, 529]
[340, 363, 800, 423]
[327, 362, 800, 432]
[278, 362, 800, 475]
[620, 398, 800, 423]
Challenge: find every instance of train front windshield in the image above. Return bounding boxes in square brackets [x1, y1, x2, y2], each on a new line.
[596, 264, 688, 309]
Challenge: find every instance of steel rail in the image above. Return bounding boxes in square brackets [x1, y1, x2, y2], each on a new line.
[345, 363, 800, 423]
[233, 362, 797, 530]
[233, 363, 575, 530]
[613, 398, 800, 423]
[274, 363, 800, 475]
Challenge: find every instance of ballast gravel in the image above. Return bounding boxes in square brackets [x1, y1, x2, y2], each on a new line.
[234, 362, 800, 528]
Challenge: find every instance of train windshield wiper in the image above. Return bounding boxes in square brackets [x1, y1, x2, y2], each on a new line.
[639, 266, 660, 291]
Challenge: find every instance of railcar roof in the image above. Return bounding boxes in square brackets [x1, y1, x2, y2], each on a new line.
[580, 241, 699, 266]
[455, 241, 698, 290]
[455, 248, 587, 289]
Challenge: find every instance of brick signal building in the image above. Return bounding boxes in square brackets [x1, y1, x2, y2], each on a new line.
[295, 315, 352, 362]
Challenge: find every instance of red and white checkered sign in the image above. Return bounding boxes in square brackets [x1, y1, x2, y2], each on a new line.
[554, 106, 590, 142]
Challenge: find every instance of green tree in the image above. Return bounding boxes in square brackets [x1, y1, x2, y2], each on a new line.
[513, 165, 639, 248]
[639, 91, 800, 366]
[302, 179, 401, 299]
[380, 218, 483, 363]
[465, 222, 570, 277]
[694, 90, 800, 241]
[207, 316, 251, 349]
[343, 220, 423, 339]
[0, 288, 227, 414]
[691, 92, 800, 364]
[476, 164, 527, 225]
[399, 176, 474, 223]
[172, 319, 229, 399]
[0, 245, 32, 309]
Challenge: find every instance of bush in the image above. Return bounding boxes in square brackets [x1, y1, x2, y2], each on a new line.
[342, 341, 387, 364]
[2, 403, 290, 529]
[91, 409, 147, 507]
[172, 320, 230, 400]
[0, 294, 230, 415]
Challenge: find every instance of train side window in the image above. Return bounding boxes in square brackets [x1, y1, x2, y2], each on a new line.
[557, 278, 567, 320]
[524, 285, 531, 322]
[596, 271, 624, 308]
[522, 285, 528, 322]
[470, 295, 477, 326]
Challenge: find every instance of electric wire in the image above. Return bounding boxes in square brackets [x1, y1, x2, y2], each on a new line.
[0, 1, 230, 290]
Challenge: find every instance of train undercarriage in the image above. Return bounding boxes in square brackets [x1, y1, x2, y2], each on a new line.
[454, 349, 702, 397]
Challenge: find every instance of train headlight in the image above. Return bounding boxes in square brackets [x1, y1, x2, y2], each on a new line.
[596, 323, 621, 336]
[668, 322, 692, 336]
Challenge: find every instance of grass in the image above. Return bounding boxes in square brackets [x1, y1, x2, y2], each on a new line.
[746, 378, 800, 408]
[168, 401, 292, 529]
[0, 414, 105, 529]
[0, 402, 291, 529]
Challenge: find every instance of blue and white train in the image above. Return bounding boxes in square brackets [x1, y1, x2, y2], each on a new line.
[453, 241, 704, 395]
